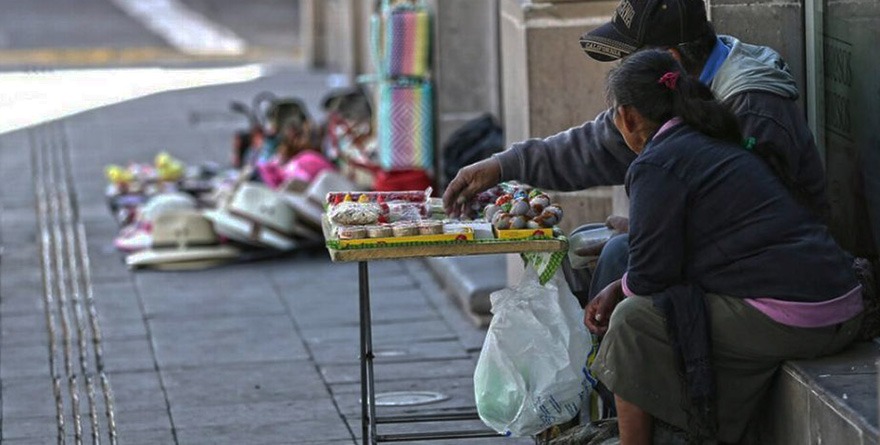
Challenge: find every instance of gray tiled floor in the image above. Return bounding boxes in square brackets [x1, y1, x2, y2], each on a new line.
[0, 69, 533, 444]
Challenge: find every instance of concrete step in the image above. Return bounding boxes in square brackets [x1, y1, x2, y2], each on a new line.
[423, 255, 508, 327]
[758, 340, 880, 445]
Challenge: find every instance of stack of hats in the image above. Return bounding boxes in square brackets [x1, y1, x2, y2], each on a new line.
[280, 170, 359, 234]
[126, 211, 240, 270]
[204, 182, 316, 251]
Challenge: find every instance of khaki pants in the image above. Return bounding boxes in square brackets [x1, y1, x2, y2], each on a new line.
[590, 294, 862, 443]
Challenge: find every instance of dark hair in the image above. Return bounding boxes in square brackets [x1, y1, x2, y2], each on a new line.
[674, 23, 718, 75]
[607, 49, 741, 144]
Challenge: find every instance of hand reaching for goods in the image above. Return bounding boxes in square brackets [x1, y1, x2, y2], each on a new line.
[442, 157, 502, 218]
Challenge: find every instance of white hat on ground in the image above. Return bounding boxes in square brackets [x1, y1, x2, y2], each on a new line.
[126, 210, 239, 270]
[203, 182, 308, 250]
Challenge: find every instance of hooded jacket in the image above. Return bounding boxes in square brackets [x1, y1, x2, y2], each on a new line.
[493, 35, 829, 220]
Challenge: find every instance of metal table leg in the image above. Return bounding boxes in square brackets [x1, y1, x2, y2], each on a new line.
[357, 260, 499, 443]
[358, 261, 376, 445]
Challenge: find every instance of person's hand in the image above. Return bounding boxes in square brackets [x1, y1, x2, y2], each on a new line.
[442, 157, 501, 217]
[584, 279, 625, 336]
[605, 215, 629, 234]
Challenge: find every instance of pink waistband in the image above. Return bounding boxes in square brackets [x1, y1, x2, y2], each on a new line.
[745, 285, 863, 328]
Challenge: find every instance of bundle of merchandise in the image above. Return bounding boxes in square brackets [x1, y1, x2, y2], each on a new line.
[104, 151, 227, 227]
[324, 182, 566, 250]
[369, 0, 435, 192]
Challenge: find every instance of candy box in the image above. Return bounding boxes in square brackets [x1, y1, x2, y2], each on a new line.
[333, 227, 475, 248]
[495, 227, 554, 240]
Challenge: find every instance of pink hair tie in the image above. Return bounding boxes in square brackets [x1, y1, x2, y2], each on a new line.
[658, 71, 680, 90]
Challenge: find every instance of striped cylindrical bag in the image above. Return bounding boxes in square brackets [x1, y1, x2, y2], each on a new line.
[386, 8, 430, 78]
[378, 80, 433, 171]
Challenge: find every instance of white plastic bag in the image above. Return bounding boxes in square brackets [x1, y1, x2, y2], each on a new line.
[474, 265, 595, 437]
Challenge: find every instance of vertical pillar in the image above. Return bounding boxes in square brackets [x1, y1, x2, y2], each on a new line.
[499, 0, 618, 285]
[426, 0, 503, 163]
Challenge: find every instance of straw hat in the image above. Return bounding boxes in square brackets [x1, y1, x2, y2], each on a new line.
[204, 182, 307, 250]
[281, 171, 358, 230]
[126, 211, 239, 270]
[114, 192, 199, 253]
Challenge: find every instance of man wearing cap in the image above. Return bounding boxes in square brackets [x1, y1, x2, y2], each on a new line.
[443, 0, 827, 307]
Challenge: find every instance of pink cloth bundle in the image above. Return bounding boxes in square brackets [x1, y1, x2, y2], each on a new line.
[258, 151, 335, 189]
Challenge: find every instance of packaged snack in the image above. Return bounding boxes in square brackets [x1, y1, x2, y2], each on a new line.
[443, 221, 494, 239]
[329, 202, 380, 226]
[337, 226, 368, 239]
[326, 189, 430, 205]
[366, 225, 394, 238]
[391, 223, 419, 237]
[418, 220, 444, 235]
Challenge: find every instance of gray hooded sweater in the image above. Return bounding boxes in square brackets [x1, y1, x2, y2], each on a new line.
[494, 35, 829, 219]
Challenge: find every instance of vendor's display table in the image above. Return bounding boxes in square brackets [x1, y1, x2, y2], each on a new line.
[327, 238, 568, 444]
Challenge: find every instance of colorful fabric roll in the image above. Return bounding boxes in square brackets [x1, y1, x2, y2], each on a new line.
[386, 9, 430, 78]
[378, 80, 433, 171]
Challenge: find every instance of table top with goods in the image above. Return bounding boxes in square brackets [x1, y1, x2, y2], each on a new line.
[323, 184, 569, 262]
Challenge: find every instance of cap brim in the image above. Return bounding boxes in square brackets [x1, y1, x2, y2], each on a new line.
[203, 209, 298, 251]
[580, 22, 641, 62]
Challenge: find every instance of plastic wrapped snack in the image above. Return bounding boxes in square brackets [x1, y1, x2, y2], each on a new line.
[329, 202, 381, 226]
[326, 189, 430, 205]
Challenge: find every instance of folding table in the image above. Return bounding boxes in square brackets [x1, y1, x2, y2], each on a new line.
[328, 238, 568, 444]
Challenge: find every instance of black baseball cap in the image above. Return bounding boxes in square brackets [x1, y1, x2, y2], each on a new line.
[580, 0, 711, 62]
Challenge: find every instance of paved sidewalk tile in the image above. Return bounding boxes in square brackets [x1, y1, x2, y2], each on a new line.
[149, 315, 309, 368]
[162, 361, 329, 408]
[321, 357, 479, 386]
[1, 313, 48, 348]
[136, 270, 288, 320]
[1, 343, 51, 379]
[105, 370, 168, 414]
[2, 375, 60, 419]
[101, 337, 157, 373]
[175, 419, 353, 445]
[300, 319, 456, 347]
[310, 338, 470, 366]
[170, 398, 340, 429]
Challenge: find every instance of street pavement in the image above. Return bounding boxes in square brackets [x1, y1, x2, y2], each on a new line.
[0, 0, 299, 70]
[0, 1, 532, 443]
[0, 67, 535, 444]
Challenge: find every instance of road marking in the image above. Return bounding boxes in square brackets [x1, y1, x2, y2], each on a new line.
[0, 64, 265, 135]
[110, 0, 248, 56]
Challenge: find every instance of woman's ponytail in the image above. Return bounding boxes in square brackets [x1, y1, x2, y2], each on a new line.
[672, 75, 741, 144]
[607, 49, 741, 144]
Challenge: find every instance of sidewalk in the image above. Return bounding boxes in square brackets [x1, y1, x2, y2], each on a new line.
[0, 66, 531, 444]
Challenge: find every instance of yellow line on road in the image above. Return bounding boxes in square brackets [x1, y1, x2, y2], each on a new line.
[0, 46, 301, 66]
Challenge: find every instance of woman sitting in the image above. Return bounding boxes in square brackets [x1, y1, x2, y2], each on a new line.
[584, 49, 863, 444]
